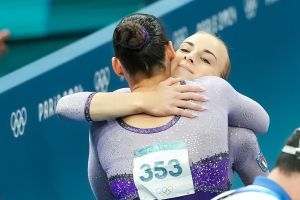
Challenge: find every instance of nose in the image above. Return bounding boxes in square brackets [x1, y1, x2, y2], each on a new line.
[184, 55, 193, 63]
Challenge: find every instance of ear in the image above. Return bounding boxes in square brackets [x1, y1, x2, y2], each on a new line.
[112, 57, 124, 76]
[166, 41, 176, 60]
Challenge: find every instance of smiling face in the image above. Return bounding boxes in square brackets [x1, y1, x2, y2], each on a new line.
[171, 32, 230, 80]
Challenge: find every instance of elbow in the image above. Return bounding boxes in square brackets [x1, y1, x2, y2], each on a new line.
[229, 109, 270, 134]
[55, 96, 68, 118]
[255, 110, 270, 134]
[55, 95, 77, 120]
[262, 112, 270, 133]
[55, 92, 91, 121]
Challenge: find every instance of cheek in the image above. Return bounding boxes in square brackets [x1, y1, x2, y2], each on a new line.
[171, 56, 182, 70]
[175, 51, 185, 60]
[205, 64, 225, 77]
[170, 61, 177, 72]
[194, 66, 219, 77]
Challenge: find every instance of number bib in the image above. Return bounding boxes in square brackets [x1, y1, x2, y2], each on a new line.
[133, 141, 195, 200]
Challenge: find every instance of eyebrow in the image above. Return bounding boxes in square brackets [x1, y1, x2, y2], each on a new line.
[184, 41, 194, 47]
[203, 49, 217, 61]
[184, 41, 217, 61]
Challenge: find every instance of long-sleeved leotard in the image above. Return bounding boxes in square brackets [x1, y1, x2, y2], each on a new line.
[88, 126, 268, 200]
[56, 76, 269, 199]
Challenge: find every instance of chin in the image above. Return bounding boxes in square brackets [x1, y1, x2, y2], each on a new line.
[171, 71, 181, 78]
[173, 70, 190, 79]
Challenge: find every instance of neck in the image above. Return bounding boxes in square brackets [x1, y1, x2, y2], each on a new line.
[129, 71, 170, 92]
[268, 168, 300, 200]
[122, 70, 173, 128]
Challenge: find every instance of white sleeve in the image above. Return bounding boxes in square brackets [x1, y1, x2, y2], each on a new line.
[56, 92, 93, 121]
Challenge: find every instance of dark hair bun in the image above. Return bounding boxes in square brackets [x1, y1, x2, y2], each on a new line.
[115, 21, 149, 50]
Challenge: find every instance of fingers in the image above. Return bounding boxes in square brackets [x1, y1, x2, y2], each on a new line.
[175, 100, 206, 112]
[178, 92, 208, 102]
[173, 107, 203, 118]
[174, 108, 196, 118]
[176, 84, 205, 93]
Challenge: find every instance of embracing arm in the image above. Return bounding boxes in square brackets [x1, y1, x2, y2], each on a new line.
[56, 91, 149, 121]
[227, 92, 270, 134]
[56, 78, 206, 121]
[193, 76, 269, 134]
[229, 127, 269, 185]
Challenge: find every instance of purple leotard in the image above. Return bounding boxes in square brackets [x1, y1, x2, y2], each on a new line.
[57, 76, 269, 200]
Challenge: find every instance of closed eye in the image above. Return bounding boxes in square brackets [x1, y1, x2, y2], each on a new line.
[201, 57, 210, 64]
[180, 48, 190, 53]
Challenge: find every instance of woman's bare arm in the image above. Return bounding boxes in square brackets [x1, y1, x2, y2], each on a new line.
[56, 77, 207, 121]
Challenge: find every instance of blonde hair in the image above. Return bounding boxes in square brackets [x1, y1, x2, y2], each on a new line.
[221, 53, 231, 80]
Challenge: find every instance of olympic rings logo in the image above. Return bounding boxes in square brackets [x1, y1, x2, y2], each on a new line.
[156, 186, 173, 196]
[10, 107, 27, 138]
[94, 67, 110, 92]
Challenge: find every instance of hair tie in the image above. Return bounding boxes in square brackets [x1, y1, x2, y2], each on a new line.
[134, 27, 150, 50]
[143, 28, 150, 46]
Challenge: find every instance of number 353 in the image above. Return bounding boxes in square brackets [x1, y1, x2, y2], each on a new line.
[139, 159, 183, 182]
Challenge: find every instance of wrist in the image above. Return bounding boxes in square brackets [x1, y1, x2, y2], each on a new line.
[133, 92, 149, 114]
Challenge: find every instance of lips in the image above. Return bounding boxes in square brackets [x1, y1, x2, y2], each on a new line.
[178, 64, 194, 74]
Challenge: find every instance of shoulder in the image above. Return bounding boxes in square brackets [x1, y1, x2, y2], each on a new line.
[189, 76, 230, 85]
[90, 121, 109, 137]
[187, 76, 233, 93]
[90, 120, 110, 132]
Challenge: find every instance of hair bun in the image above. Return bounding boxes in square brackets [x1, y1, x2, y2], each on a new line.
[115, 21, 150, 50]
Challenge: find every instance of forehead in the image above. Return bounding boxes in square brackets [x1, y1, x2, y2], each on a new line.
[182, 33, 228, 58]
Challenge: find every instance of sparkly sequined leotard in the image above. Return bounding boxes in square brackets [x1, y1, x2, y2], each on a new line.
[57, 76, 269, 200]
